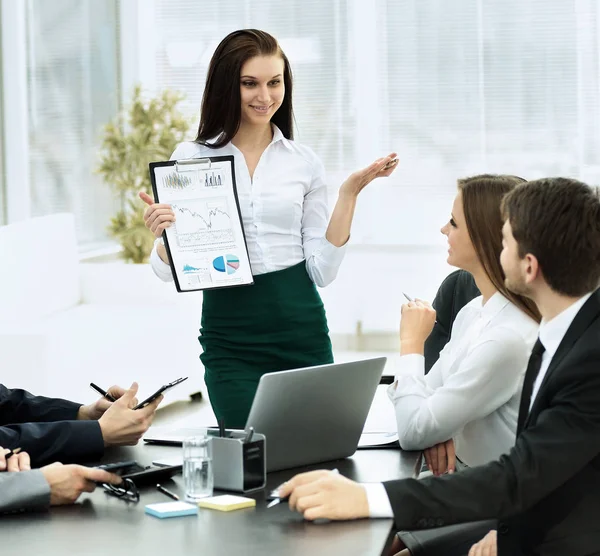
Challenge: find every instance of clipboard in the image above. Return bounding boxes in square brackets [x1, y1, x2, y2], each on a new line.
[149, 155, 254, 292]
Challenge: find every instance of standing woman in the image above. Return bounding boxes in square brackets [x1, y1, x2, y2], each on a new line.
[140, 29, 397, 428]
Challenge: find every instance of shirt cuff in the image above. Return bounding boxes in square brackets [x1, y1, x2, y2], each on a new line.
[150, 239, 174, 282]
[387, 354, 427, 401]
[362, 483, 394, 518]
[395, 354, 425, 381]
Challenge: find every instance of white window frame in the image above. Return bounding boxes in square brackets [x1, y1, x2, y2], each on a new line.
[1, 0, 30, 224]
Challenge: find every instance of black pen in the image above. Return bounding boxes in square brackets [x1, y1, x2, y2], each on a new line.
[4, 447, 21, 459]
[89, 382, 117, 402]
[156, 483, 179, 501]
[219, 418, 225, 438]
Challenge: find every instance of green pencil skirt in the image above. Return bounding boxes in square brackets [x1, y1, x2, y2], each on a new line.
[199, 261, 334, 429]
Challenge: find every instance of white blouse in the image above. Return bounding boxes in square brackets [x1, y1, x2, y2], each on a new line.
[388, 292, 539, 467]
[149, 126, 346, 287]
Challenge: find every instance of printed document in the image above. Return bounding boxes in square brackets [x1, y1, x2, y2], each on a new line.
[150, 156, 253, 292]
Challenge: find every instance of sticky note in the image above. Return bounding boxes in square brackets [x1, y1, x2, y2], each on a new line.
[145, 501, 198, 518]
[197, 495, 256, 512]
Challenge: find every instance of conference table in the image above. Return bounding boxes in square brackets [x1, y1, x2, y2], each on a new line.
[0, 439, 420, 556]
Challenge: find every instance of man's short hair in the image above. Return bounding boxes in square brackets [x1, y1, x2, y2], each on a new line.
[502, 177, 600, 297]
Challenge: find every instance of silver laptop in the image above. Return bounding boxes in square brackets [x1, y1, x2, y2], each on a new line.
[144, 357, 387, 472]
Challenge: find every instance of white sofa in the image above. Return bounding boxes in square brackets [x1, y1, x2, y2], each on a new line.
[0, 213, 206, 405]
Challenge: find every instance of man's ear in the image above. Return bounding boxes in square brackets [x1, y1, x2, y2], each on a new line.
[524, 253, 540, 285]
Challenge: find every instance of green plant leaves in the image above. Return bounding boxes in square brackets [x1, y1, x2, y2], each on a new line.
[97, 85, 192, 263]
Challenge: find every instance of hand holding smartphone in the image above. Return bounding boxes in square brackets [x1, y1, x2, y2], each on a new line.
[89, 377, 188, 410]
[132, 377, 188, 410]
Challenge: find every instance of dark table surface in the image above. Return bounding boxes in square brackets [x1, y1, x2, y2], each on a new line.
[0, 441, 420, 556]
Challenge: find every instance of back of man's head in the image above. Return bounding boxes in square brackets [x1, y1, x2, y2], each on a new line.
[502, 177, 600, 297]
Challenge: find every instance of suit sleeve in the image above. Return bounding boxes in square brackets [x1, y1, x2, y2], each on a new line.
[424, 270, 479, 373]
[0, 384, 82, 424]
[0, 420, 104, 467]
[424, 271, 460, 372]
[0, 470, 51, 514]
[382, 357, 600, 530]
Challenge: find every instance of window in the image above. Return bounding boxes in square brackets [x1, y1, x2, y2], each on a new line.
[0, 93, 4, 226]
[151, 0, 353, 171]
[25, 0, 120, 246]
[146, 0, 600, 245]
[0, 19, 4, 226]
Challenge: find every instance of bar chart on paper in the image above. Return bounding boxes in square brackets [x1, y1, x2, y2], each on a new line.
[160, 169, 224, 191]
[212, 255, 240, 275]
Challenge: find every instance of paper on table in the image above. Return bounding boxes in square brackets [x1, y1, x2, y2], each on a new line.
[198, 495, 256, 512]
[145, 501, 198, 518]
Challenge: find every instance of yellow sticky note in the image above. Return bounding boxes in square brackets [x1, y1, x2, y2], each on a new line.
[197, 495, 256, 512]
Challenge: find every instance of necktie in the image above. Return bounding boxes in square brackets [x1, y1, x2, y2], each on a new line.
[517, 338, 546, 433]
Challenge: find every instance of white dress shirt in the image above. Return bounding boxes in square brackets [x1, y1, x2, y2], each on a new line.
[387, 292, 539, 467]
[150, 126, 346, 287]
[529, 292, 593, 410]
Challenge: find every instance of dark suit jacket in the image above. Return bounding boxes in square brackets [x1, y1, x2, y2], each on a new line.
[0, 385, 104, 466]
[384, 289, 600, 556]
[424, 270, 480, 373]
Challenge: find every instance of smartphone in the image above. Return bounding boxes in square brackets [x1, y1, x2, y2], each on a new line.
[133, 376, 188, 410]
[96, 461, 181, 487]
[121, 464, 181, 487]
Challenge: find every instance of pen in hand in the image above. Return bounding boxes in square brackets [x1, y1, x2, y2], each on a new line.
[402, 292, 438, 324]
[89, 383, 117, 403]
[3, 447, 22, 460]
[156, 483, 180, 501]
[267, 468, 339, 509]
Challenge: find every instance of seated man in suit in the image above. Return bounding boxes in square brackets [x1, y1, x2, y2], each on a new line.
[0, 382, 162, 467]
[0, 447, 122, 513]
[281, 177, 600, 556]
[424, 270, 479, 373]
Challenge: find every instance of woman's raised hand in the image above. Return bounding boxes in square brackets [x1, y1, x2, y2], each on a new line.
[339, 153, 398, 198]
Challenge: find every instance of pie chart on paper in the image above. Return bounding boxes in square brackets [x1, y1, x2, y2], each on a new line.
[213, 254, 240, 275]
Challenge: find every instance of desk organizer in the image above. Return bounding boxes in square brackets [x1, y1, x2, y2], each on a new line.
[210, 430, 266, 493]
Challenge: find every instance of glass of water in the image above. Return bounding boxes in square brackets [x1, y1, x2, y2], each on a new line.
[183, 433, 213, 502]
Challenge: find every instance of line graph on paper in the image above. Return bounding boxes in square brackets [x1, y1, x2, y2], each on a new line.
[172, 198, 235, 248]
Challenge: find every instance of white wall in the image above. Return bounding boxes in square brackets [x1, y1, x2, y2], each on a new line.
[321, 244, 452, 336]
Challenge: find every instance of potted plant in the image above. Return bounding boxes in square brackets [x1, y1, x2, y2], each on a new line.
[97, 85, 191, 263]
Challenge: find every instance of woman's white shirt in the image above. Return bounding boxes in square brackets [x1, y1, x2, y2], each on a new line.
[149, 126, 346, 287]
[387, 292, 539, 467]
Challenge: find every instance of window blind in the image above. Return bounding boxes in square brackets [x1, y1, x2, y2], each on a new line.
[26, 0, 120, 245]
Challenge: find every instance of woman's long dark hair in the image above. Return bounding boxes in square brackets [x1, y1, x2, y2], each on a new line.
[458, 174, 541, 323]
[195, 29, 294, 148]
